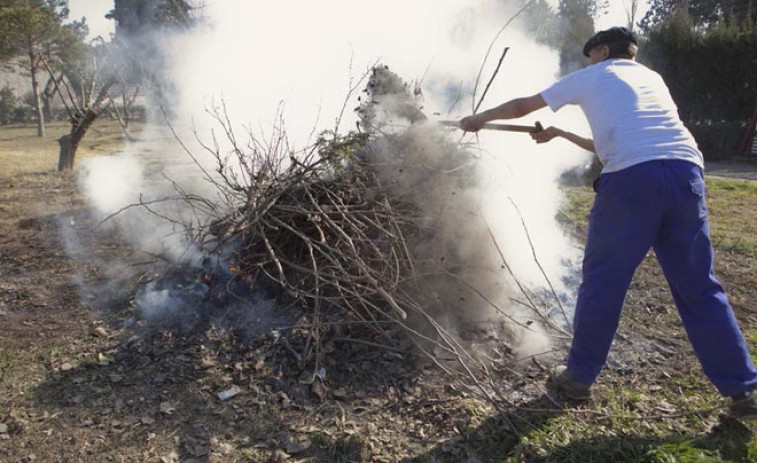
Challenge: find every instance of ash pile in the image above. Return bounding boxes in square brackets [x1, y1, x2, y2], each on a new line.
[135, 66, 570, 400]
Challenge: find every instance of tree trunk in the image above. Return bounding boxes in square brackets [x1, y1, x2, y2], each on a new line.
[57, 134, 77, 171]
[42, 74, 59, 122]
[29, 51, 46, 138]
[57, 115, 95, 171]
[56, 78, 116, 171]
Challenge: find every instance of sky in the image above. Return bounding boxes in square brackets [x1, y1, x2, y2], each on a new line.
[67, 0, 650, 41]
[68, 0, 115, 39]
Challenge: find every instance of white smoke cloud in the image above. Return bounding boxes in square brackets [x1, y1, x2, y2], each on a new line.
[162, 0, 592, 290]
[78, 0, 596, 347]
[80, 154, 144, 213]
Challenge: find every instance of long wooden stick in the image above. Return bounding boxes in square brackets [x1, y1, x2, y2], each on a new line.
[439, 120, 543, 133]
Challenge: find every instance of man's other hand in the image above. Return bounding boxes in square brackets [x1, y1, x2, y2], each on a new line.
[459, 114, 485, 132]
[530, 126, 562, 144]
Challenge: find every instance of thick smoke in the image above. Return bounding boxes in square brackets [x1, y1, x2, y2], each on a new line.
[73, 0, 594, 353]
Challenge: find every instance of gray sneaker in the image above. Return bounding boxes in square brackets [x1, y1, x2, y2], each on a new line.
[551, 365, 592, 400]
[730, 390, 757, 420]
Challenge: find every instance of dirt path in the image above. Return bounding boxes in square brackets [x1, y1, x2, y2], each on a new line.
[705, 159, 757, 181]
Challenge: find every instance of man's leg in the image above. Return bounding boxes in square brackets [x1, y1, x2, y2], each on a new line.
[653, 161, 757, 397]
[567, 161, 666, 385]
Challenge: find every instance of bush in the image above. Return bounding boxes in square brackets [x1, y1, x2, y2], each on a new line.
[688, 122, 746, 161]
[640, 14, 757, 160]
[0, 85, 16, 125]
[12, 107, 33, 124]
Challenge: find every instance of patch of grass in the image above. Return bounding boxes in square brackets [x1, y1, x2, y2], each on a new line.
[558, 186, 594, 229]
[644, 440, 720, 463]
[0, 347, 19, 382]
[0, 120, 143, 179]
[239, 448, 269, 461]
[502, 380, 757, 463]
[706, 178, 757, 258]
[560, 177, 757, 257]
[743, 331, 757, 365]
[310, 432, 365, 462]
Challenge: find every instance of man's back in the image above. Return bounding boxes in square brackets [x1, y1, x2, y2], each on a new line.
[541, 59, 703, 173]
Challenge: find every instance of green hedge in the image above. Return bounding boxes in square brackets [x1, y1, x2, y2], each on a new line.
[640, 15, 757, 160]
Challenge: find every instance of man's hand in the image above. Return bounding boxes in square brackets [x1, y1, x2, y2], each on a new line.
[530, 125, 596, 153]
[530, 126, 563, 144]
[459, 114, 486, 132]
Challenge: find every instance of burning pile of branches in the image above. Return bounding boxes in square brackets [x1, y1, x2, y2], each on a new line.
[200, 127, 418, 326]
[155, 67, 570, 408]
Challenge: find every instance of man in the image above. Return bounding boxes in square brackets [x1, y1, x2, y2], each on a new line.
[460, 27, 757, 418]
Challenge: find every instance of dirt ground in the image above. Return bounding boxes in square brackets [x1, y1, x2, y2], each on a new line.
[1, 161, 757, 462]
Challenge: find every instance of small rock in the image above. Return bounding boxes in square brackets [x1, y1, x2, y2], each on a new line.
[159, 402, 175, 415]
[141, 416, 156, 425]
[60, 362, 74, 372]
[0, 423, 8, 433]
[286, 440, 309, 455]
[94, 327, 109, 338]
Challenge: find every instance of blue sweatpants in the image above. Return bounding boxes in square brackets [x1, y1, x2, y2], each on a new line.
[567, 159, 757, 397]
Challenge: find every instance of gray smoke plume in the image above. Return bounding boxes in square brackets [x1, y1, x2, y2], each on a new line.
[357, 66, 567, 356]
[68, 0, 594, 355]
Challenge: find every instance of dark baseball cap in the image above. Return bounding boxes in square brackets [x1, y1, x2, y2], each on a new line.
[582, 26, 638, 57]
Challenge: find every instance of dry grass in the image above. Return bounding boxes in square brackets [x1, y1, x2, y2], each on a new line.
[561, 176, 757, 258]
[707, 178, 757, 257]
[0, 120, 142, 179]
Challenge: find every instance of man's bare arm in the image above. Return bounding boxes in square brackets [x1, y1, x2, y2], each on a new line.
[531, 126, 596, 153]
[459, 94, 547, 132]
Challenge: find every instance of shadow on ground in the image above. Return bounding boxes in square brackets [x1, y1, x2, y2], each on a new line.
[408, 396, 755, 463]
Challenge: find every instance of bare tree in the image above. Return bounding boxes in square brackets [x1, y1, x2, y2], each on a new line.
[41, 45, 119, 171]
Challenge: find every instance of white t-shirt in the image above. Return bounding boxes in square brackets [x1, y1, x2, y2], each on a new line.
[540, 59, 703, 174]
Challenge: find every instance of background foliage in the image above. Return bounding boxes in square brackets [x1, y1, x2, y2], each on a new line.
[518, 0, 757, 160]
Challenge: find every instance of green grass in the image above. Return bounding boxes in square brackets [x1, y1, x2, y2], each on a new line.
[504, 392, 754, 463]
[0, 347, 19, 382]
[560, 177, 757, 257]
[706, 178, 757, 257]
